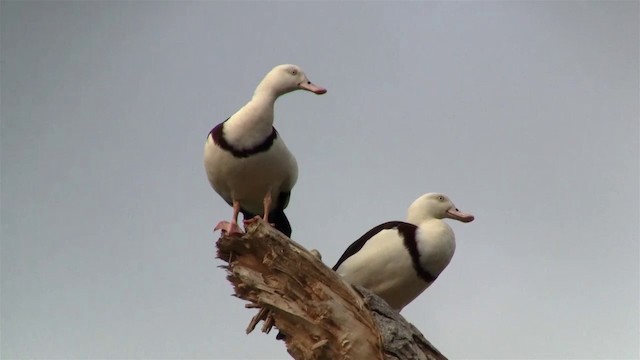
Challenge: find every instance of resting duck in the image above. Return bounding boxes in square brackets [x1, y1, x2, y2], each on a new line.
[333, 193, 474, 310]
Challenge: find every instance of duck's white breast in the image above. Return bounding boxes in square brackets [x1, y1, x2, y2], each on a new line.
[203, 134, 298, 214]
[336, 229, 431, 310]
[416, 220, 456, 277]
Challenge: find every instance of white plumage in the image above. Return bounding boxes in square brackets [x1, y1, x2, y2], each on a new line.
[333, 193, 474, 310]
[204, 64, 326, 236]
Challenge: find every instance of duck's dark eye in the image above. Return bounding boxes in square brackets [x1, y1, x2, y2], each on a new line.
[439, 196, 444, 201]
[307, 81, 311, 84]
[292, 70, 297, 75]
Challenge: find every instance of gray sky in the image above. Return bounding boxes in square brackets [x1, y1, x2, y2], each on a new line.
[1, 1, 638, 359]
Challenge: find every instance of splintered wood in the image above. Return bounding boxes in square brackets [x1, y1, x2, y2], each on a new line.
[216, 219, 447, 360]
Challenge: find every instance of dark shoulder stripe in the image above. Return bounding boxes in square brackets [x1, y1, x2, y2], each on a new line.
[398, 224, 437, 283]
[209, 119, 278, 158]
[332, 221, 408, 271]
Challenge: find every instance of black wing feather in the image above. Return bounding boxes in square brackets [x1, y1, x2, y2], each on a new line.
[332, 221, 410, 271]
[332, 221, 437, 283]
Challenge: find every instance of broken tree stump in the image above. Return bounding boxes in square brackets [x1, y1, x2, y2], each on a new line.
[216, 219, 447, 360]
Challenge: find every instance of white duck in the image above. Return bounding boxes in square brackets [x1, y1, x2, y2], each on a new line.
[333, 193, 474, 310]
[204, 64, 326, 236]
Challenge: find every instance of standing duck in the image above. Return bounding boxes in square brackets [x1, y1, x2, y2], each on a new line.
[204, 64, 326, 237]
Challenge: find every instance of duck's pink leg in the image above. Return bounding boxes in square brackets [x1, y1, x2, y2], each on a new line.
[262, 192, 272, 223]
[243, 192, 274, 226]
[215, 200, 244, 235]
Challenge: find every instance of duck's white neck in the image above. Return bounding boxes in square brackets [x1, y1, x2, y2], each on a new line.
[253, 79, 282, 101]
[408, 211, 435, 225]
[249, 89, 278, 113]
[223, 90, 279, 148]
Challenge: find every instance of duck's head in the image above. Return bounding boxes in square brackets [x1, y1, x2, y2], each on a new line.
[256, 64, 327, 97]
[407, 193, 475, 224]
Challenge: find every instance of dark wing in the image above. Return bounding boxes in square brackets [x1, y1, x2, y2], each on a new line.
[268, 208, 291, 238]
[270, 191, 292, 237]
[277, 191, 291, 211]
[332, 221, 412, 271]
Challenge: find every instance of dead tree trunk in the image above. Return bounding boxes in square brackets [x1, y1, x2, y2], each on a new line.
[216, 219, 447, 360]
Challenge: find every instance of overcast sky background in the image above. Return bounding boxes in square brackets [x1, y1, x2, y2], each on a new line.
[1, 1, 638, 359]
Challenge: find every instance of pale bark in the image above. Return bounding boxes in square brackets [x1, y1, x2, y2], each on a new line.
[216, 219, 447, 360]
